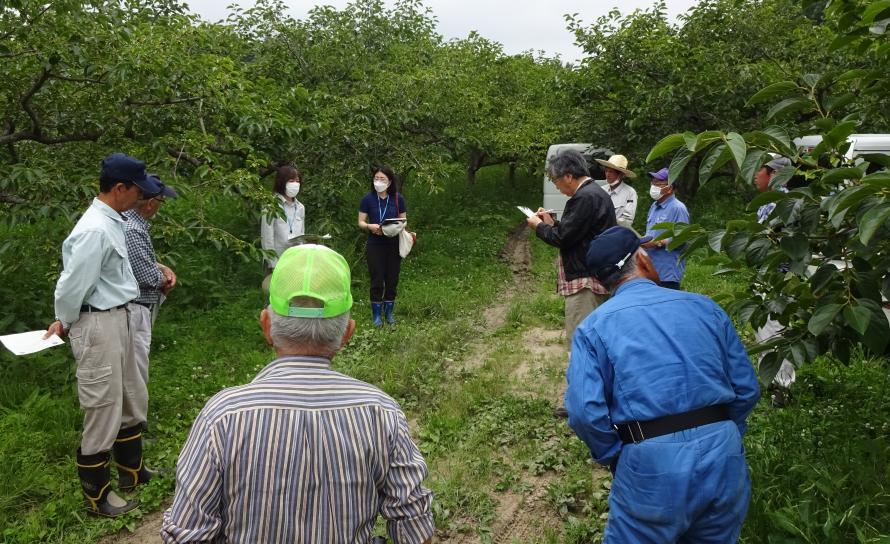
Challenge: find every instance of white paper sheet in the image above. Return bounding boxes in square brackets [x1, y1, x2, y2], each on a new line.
[516, 205, 536, 218]
[0, 330, 65, 356]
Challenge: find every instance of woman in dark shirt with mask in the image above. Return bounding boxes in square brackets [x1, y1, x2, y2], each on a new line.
[357, 166, 407, 326]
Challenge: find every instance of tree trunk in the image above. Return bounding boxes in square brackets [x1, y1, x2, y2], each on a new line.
[467, 152, 486, 185]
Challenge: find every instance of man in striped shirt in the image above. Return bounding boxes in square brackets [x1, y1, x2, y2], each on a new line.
[161, 245, 434, 543]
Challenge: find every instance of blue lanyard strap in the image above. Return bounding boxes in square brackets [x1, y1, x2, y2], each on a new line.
[378, 195, 389, 224]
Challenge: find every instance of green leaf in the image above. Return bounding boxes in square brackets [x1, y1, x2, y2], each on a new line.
[769, 166, 796, 190]
[809, 263, 838, 295]
[746, 81, 798, 106]
[843, 303, 872, 336]
[835, 68, 870, 82]
[698, 143, 732, 186]
[646, 133, 687, 163]
[859, 202, 890, 244]
[667, 149, 694, 186]
[822, 167, 864, 185]
[802, 73, 822, 88]
[740, 150, 769, 186]
[862, 0, 890, 23]
[828, 184, 877, 219]
[748, 188, 793, 211]
[707, 229, 726, 252]
[808, 303, 842, 335]
[766, 98, 811, 121]
[725, 132, 747, 169]
[780, 233, 810, 261]
[861, 171, 890, 188]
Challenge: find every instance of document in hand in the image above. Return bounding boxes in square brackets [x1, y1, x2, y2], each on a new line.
[0, 330, 65, 356]
[516, 206, 536, 218]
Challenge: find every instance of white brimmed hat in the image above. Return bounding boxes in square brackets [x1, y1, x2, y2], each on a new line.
[595, 154, 636, 178]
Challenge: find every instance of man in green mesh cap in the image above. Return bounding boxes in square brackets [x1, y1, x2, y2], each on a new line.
[163, 244, 435, 543]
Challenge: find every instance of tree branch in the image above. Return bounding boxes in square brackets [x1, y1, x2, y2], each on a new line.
[166, 146, 203, 167]
[0, 130, 103, 145]
[22, 68, 51, 137]
[126, 96, 202, 107]
[0, 192, 27, 205]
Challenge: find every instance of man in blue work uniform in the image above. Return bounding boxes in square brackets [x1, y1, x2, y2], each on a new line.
[566, 226, 760, 543]
[641, 167, 690, 289]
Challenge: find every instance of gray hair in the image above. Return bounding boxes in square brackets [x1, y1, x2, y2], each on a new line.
[268, 307, 350, 355]
[546, 150, 590, 180]
[600, 249, 641, 291]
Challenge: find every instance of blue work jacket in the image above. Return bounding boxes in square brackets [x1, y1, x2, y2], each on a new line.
[565, 278, 760, 466]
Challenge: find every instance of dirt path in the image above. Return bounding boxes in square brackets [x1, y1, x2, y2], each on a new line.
[104, 222, 567, 544]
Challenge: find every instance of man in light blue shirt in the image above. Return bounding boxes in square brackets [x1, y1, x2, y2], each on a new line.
[45, 153, 162, 517]
[642, 167, 690, 289]
[566, 226, 759, 543]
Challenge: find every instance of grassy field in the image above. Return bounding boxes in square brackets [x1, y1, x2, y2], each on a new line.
[1, 169, 888, 542]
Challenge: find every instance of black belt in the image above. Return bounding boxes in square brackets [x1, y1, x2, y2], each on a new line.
[615, 405, 730, 445]
[133, 301, 154, 309]
[80, 304, 128, 313]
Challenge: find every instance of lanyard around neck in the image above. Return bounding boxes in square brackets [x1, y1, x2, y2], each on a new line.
[378, 195, 389, 223]
[285, 201, 299, 233]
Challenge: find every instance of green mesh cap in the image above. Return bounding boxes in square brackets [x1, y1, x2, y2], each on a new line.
[268, 245, 353, 318]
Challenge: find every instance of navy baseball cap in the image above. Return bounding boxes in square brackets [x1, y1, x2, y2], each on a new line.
[145, 174, 178, 199]
[101, 153, 161, 195]
[587, 226, 652, 281]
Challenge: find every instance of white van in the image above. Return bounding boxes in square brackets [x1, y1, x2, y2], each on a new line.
[794, 133, 890, 166]
[543, 144, 614, 220]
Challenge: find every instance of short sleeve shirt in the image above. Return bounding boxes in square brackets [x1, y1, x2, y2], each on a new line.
[359, 191, 406, 246]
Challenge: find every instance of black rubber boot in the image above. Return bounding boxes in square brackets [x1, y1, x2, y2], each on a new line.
[114, 425, 158, 492]
[77, 449, 139, 517]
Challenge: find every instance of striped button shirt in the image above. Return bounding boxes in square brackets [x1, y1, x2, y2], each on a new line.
[161, 356, 434, 544]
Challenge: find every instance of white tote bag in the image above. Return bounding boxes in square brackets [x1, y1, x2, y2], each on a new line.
[399, 227, 416, 258]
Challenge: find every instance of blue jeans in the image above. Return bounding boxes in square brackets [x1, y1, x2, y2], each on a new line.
[604, 420, 750, 543]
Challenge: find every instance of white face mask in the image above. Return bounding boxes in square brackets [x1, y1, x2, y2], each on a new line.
[649, 185, 665, 200]
[373, 180, 389, 193]
[285, 182, 300, 198]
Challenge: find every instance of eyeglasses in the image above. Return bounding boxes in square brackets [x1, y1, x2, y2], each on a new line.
[549, 175, 564, 185]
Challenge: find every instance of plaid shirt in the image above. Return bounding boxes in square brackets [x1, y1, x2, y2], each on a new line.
[556, 254, 607, 296]
[123, 210, 164, 304]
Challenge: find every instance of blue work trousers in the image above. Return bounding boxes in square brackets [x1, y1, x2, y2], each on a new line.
[604, 420, 750, 543]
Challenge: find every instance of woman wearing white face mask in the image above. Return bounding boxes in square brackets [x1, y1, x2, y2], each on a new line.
[261, 165, 306, 289]
[357, 165, 407, 327]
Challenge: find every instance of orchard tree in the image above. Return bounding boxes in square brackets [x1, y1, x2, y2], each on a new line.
[645, 0, 890, 376]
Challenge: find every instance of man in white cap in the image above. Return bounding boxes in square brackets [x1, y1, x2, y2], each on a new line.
[595, 154, 638, 228]
[753, 155, 796, 405]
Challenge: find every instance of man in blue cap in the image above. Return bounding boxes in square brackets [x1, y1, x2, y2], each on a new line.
[566, 226, 760, 543]
[641, 167, 689, 289]
[45, 152, 162, 517]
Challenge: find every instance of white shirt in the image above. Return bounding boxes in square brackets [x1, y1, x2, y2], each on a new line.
[54, 199, 139, 327]
[608, 181, 638, 228]
[261, 195, 305, 267]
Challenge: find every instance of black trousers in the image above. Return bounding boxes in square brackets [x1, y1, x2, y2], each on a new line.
[366, 243, 401, 302]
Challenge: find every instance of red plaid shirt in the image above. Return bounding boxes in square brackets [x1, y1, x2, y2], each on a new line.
[556, 254, 608, 296]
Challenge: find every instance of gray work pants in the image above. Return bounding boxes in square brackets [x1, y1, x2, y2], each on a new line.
[69, 307, 147, 455]
[564, 289, 606, 344]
